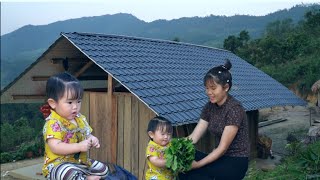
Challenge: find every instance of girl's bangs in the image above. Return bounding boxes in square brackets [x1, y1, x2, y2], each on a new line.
[157, 121, 173, 134]
[65, 82, 83, 100]
[205, 75, 219, 86]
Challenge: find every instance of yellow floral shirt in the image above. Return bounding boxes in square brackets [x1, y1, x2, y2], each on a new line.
[145, 140, 174, 180]
[42, 110, 92, 177]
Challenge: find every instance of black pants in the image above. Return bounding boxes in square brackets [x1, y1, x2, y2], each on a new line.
[179, 151, 248, 180]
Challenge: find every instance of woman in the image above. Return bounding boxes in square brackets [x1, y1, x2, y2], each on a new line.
[179, 59, 250, 180]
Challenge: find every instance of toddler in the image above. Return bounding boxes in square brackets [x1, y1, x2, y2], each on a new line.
[145, 116, 174, 180]
[42, 72, 108, 180]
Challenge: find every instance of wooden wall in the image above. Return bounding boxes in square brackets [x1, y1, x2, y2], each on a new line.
[83, 91, 258, 179]
[84, 91, 155, 179]
[116, 93, 156, 179]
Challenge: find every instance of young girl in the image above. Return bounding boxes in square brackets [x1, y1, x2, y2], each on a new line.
[145, 116, 174, 180]
[42, 72, 108, 180]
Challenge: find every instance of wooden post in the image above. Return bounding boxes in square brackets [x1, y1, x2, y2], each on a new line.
[247, 110, 258, 159]
[108, 74, 117, 163]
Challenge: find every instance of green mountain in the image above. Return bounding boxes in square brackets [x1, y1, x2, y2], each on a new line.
[1, 4, 319, 89]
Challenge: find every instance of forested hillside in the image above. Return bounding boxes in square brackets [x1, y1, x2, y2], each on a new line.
[1, 4, 319, 89]
[223, 9, 320, 97]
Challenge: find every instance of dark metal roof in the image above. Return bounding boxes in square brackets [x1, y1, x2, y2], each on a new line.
[62, 32, 306, 125]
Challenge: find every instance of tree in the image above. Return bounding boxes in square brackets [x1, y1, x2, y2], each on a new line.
[304, 9, 320, 29]
[265, 19, 295, 39]
[172, 37, 180, 42]
[223, 30, 250, 53]
[223, 35, 240, 53]
[239, 30, 250, 44]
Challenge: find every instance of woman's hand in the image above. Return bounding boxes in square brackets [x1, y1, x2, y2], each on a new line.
[88, 135, 100, 148]
[191, 160, 201, 169]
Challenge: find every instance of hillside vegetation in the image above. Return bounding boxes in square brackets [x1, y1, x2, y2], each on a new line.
[1, 4, 319, 89]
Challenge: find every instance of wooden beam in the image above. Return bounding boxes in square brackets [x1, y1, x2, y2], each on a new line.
[75, 61, 94, 77]
[77, 76, 107, 80]
[12, 95, 46, 100]
[32, 75, 106, 81]
[32, 76, 50, 81]
[51, 58, 88, 64]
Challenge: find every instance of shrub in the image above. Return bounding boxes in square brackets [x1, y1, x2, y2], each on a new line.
[0, 123, 15, 152]
[0, 152, 13, 163]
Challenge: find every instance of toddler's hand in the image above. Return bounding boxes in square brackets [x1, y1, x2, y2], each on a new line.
[78, 139, 92, 152]
[88, 135, 100, 148]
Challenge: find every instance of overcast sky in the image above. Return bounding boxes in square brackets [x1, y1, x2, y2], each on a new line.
[1, 0, 319, 35]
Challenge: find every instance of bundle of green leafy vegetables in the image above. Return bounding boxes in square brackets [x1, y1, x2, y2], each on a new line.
[165, 138, 195, 176]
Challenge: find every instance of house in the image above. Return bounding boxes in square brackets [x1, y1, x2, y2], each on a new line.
[1, 32, 306, 179]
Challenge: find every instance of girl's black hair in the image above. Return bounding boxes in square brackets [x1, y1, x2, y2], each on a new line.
[147, 116, 173, 136]
[203, 59, 233, 91]
[46, 72, 83, 102]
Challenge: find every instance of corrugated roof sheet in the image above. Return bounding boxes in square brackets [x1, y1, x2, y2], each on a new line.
[62, 32, 306, 125]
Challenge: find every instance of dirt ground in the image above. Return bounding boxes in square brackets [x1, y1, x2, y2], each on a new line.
[1, 157, 43, 179]
[1, 104, 319, 179]
[258, 104, 320, 156]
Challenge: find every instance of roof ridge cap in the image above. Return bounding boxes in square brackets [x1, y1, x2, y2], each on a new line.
[61, 32, 230, 53]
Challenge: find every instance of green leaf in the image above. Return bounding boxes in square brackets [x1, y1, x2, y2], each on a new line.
[165, 138, 196, 174]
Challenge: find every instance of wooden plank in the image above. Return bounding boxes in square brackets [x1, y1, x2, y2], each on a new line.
[89, 92, 98, 160]
[123, 95, 132, 171]
[103, 92, 112, 162]
[258, 118, 287, 127]
[89, 92, 110, 162]
[81, 92, 90, 122]
[12, 95, 45, 100]
[138, 101, 156, 180]
[107, 74, 117, 163]
[110, 94, 117, 163]
[117, 95, 125, 166]
[174, 126, 186, 138]
[131, 97, 139, 177]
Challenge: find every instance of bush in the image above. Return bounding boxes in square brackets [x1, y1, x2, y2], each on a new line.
[0, 152, 13, 163]
[0, 123, 15, 152]
[0, 103, 45, 163]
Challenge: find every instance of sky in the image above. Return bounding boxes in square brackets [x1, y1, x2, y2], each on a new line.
[1, 0, 320, 35]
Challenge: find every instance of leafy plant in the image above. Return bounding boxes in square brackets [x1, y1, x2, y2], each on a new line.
[165, 138, 195, 176]
[298, 141, 320, 174]
[286, 141, 303, 156]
